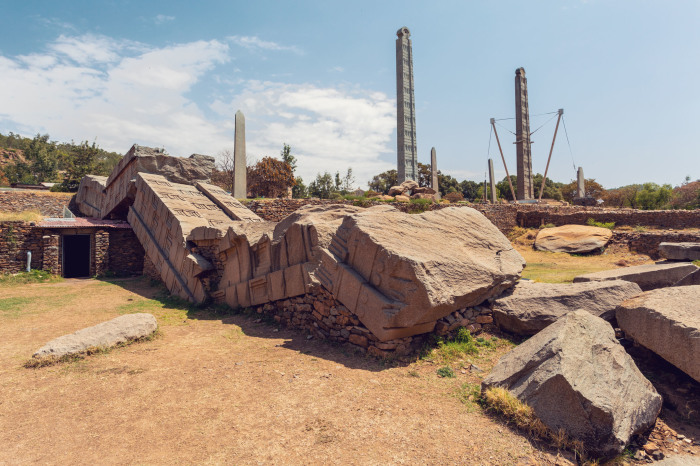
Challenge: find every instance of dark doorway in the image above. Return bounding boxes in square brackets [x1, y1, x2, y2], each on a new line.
[63, 235, 91, 278]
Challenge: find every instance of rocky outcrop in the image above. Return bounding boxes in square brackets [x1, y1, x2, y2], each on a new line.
[573, 262, 699, 291]
[482, 310, 662, 458]
[659, 242, 700, 261]
[616, 285, 700, 383]
[32, 313, 157, 360]
[534, 224, 612, 254]
[491, 280, 642, 335]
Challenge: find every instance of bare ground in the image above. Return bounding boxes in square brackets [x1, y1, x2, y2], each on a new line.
[0, 278, 555, 465]
[1, 237, 698, 465]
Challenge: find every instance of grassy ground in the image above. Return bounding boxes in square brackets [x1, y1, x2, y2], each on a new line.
[0, 209, 44, 221]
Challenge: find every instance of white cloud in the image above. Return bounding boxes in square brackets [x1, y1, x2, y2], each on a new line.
[0, 34, 232, 156]
[228, 35, 303, 55]
[211, 81, 396, 187]
[0, 33, 395, 189]
[154, 14, 175, 24]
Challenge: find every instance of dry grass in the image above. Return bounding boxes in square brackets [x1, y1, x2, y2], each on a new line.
[511, 228, 653, 283]
[482, 387, 587, 460]
[0, 209, 44, 222]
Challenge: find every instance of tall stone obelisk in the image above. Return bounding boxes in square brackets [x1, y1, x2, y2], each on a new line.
[576, 167, 586, 198]
[396, 27, 418, 183]
[515, 68, 533, 200]
[430, 147, 440, 200]
[233, 110, 247, 199]
[488, 158, 497, 203]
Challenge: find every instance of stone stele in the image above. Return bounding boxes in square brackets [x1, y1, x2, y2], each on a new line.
[574, 261, 699, 291]
[491, 279, 642, 335]
[483, 310, 662, 458]
[616, 285, 700, 383]
[534, 224, 612, 254]
[33, 313, 158, 360]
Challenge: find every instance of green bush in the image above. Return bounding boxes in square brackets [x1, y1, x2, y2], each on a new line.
[436, 366, 455, 378]
[586, 218, 615, 230]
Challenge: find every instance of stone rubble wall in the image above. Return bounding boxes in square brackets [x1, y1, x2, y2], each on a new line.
[0, 191, 74, 217]
[0, 221, 44, 273]
[610, 231, 700, 260]
[246, 284, 496, 358]
[515, 206, 700, 230]
[108, 229, 145, 276]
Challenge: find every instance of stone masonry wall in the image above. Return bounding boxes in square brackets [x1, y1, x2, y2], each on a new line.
[0, 221, 44, 273]
[244, 199, 700, 234]
[108, 229, 145, 276]
[0, 191, 73, 217]
[245, 283, 496, 359]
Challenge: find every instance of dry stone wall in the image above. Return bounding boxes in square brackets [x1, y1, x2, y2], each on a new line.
[0, 221, 44, 273]
[610, 231, 700, 259]
[108, 229, 145, 276]
[0, 191, 73, 217]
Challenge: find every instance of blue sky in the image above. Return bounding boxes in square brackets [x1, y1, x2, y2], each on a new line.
[0, 0, 698, 189]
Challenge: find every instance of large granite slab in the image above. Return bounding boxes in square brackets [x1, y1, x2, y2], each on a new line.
[573, 262, 699, 291]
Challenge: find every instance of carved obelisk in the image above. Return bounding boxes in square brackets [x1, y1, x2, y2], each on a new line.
[576, 167, 585, 198]
[488, 158, 497, 203]
[430, 147, 440, 200]
[396, 27, 418, 183]
[233, 110, 247, 199]
[515, 68, 533, 200]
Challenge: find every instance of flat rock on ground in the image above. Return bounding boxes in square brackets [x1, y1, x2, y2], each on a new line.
[616, 285, 700, 383]
[32, 313, 157, 360]
[573, 262, 699, 291]
[482, 310, 662, 459]
[534, 224, 612, 254]
[659, 242, 700, 261]
[491, 280, 642, 335]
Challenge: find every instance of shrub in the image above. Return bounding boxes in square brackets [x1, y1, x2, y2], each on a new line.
[586, 218, 615, 230]
[436, 366, 455, 378]
[444, 192, 464, 203]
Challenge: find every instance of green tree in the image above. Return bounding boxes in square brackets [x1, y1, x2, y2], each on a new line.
[367, 169, 397, 194]
[460, 180, 481, 201]
[635, 183, 673, 210]
[560, 178, 606, 203]
[57, 141, 100, 191]
[292, 176, 308, 198]
[496, 175, 518, 200]
[280, 143, 296, 173]
[532, 173, 564, 201]
[438, 172, 461, 195]
[309, 172, 337, 199]
[25, 134, 59, 183]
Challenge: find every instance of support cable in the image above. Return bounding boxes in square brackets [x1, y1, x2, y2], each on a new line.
[529, 112, 559, 136]
[561, 116, 577, 175]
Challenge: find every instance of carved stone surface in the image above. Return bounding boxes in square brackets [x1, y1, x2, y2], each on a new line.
[515, 67, 533, 200]
[76, 150, 525, 343]
[396, 27, 418, 183]
[616, 285, 700, 383]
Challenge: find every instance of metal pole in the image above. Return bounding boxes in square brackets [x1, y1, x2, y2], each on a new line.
[537, 109, 564, 201]
[491, 118, 517, 202]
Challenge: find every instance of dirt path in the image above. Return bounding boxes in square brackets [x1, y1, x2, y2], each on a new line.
[1, 278, 550, 465]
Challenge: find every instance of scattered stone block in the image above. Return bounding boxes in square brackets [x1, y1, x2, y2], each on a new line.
[32, 313, 157, 360]
[573, 262, 699, 291]
[659, 242, 700, 261]
[482, 310, 662, 458]
[616, 285, 700, 383]
[491, 280, 642, 335]
[534, 224, 612, 254]
[674, 268, 700, 287]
